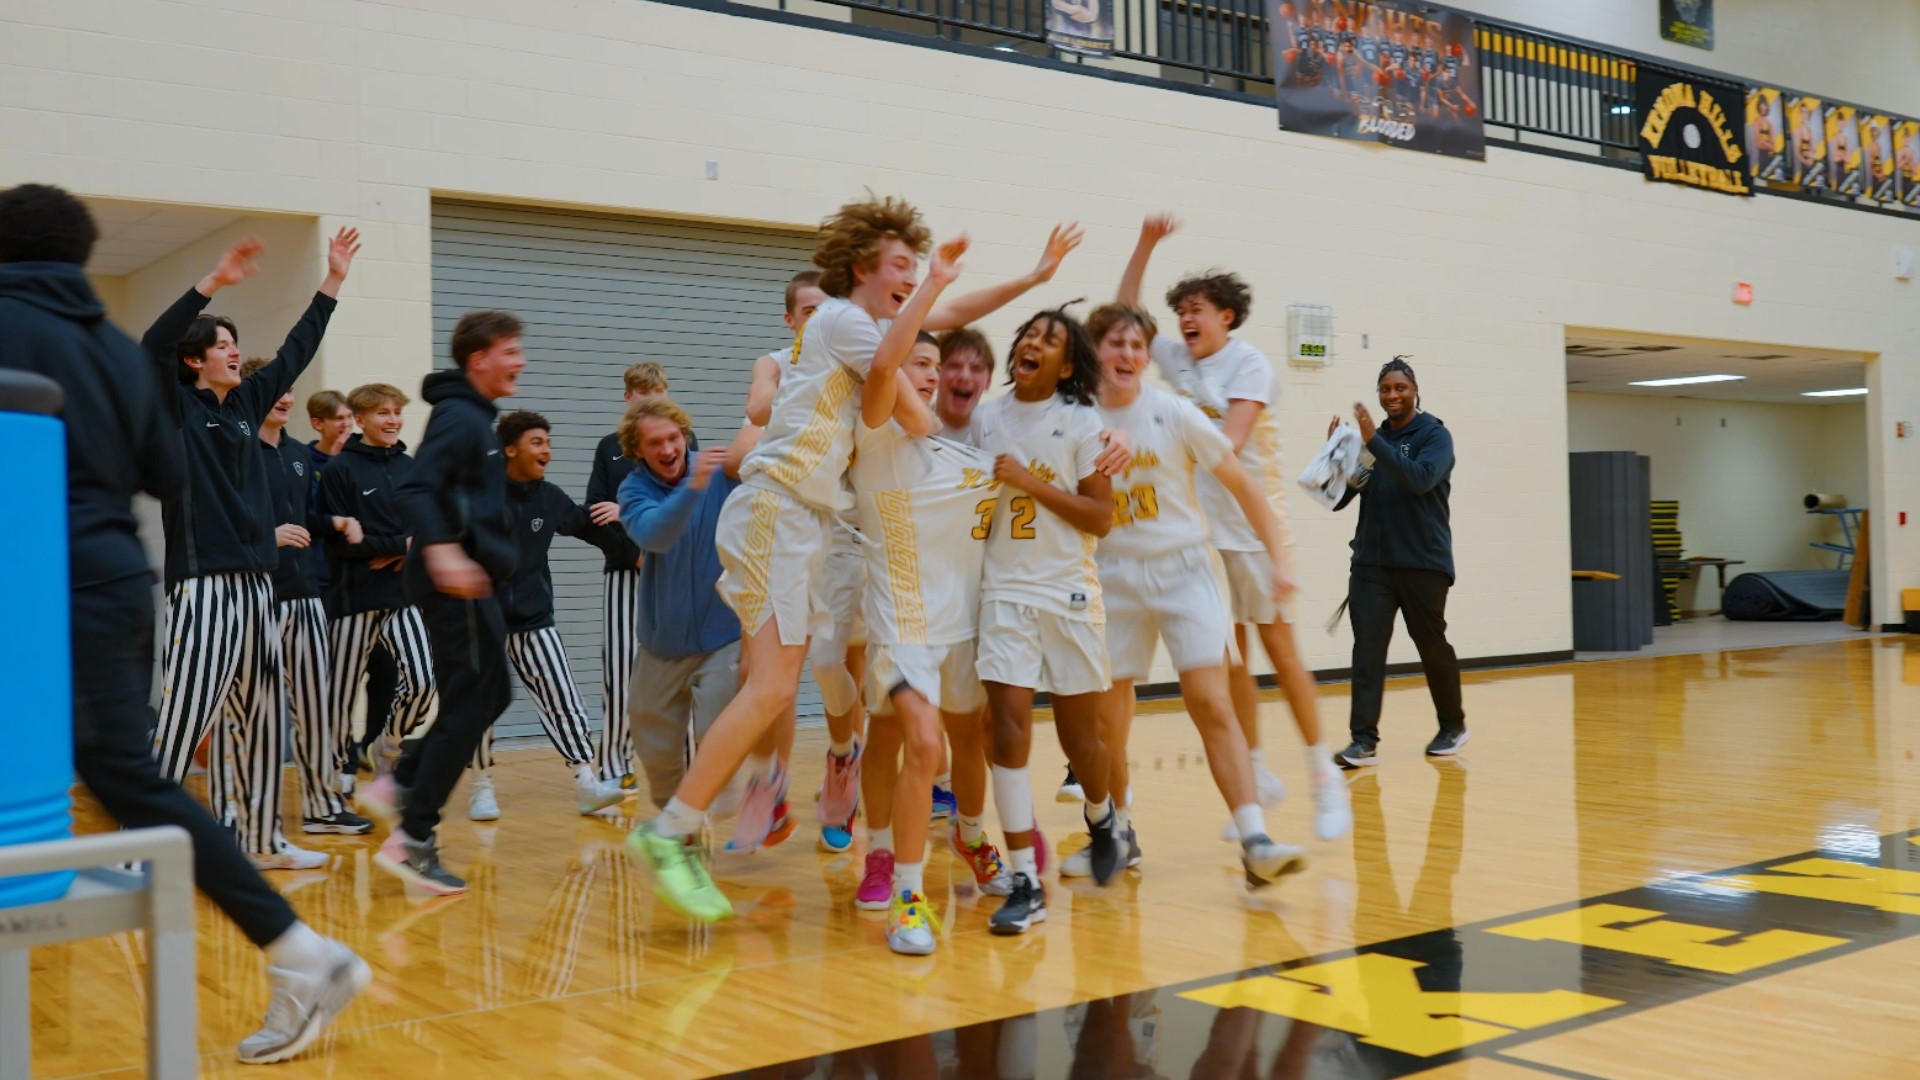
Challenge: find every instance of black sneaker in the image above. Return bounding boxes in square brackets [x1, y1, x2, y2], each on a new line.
[989, 872, 1048, 935]
[1334, 741, 1378, 769]
[374, 832, 467, 895]
[1086, 806, 1121, 885]
[1425, 729, 1470, 756]
[302, 810, 374, 836]
[1055, 766, 1084, 803]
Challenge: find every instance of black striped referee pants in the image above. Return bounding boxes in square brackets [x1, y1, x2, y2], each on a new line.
[277, 598, 347, 819]
[327, 605, 436, 772]
[595, 569, 642, 782]
[473, 626, 598, 770]
[151, 571, 288, 857]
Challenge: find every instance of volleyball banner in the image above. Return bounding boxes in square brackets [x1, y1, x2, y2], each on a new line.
[1897, 120, 1920, 211]
[1635, 69, 1750, 195]
[1268, 0, 1485, 161]
[1825, 103, 1865, 196]
[1746, 87, 1790, 185]
[1785, 94, 1828, 189]
[1045, 0, 1113, 57]
[1861, 113, 1898, 204]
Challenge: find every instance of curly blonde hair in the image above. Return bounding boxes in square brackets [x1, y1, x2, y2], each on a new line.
[812, 194, 931, 298]
[619, 396, 696, 460]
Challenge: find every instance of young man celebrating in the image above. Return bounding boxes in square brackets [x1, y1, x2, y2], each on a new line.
[584, 361, 675, 789]
[315, 384, 439, 788]
[366, 310, 525, 894]
[243, 357, 372, 836]
[0, 183, 367, 1063]
[466, 409, 629, 819]
[142, 226, 360, 870]
[744, 270, 829, 426]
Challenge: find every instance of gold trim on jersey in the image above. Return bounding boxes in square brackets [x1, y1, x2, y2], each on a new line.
[762, 365, 858, 490]
[734, 489, 782, 633]
[873, 489, 929, 645]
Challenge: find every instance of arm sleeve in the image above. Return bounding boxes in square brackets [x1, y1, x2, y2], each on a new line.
[1178, 401, 1233, 471]
[232, 293, 337, 425]
[396, 413, 469, 548]
[139, 287, 211, 426]
[618, 470, 702, 554]
[1365, 425, 1454, 496]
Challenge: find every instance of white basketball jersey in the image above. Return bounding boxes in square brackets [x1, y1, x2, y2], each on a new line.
[742, 298, 886, 513]
[1152, 335, 1289, 552]
[1093, 387, 1233, 561]
[972, 394, 1106, 622]
[852, 422, 992, 646]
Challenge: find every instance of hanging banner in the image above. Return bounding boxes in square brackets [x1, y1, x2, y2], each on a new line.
[1635, 69, 1750, 195]
[1659, 0, 1714, 50]
[1269, 0, 1485, 161]
[1786, 95, 1828, 189]
[1896, 120, 1920, 211]
[1862, 113, 1898, 203]
[1045, 0, 1113, 57]
[1746, 87, 1790, 184]
[1824, 103, 1864, 196]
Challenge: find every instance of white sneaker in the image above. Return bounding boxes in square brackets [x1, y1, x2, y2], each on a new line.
[1241, 836, 1308, 887]
[1061, 827, 1141, 877]
[1255, 765, 1287, 807]
[236, 938, 372, 1064]
[575, 773, 625, 815]
[251, 841, 329, 872]
[1313, 773, 1353, 841]
[468, 775, 500, 821]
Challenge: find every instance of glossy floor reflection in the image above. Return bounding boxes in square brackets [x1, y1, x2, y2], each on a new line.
[26, 635, 1920, 1078]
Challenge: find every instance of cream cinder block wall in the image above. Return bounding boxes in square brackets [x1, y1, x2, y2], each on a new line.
[5, 0, 1920, 674]
[1567, 393, 1867, 610]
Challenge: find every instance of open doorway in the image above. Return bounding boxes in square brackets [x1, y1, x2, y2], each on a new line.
[1563, 330, 1874, 659]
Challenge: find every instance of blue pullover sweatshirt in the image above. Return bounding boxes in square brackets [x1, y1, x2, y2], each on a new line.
[618, 461, 741, 659]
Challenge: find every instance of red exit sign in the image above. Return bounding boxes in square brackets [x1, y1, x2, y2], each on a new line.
[1733, 282, 1753, 304]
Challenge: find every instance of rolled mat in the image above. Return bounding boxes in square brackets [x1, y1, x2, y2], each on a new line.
[1805, 492, 1847, 510]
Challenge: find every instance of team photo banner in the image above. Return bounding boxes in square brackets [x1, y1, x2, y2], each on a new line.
[1636, 69, 1750, 195]
[1269, 0, 1485, 161]
[1045, 0, 1114, 57]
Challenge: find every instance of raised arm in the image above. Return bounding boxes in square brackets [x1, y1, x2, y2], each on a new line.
[745, 353, 783, 426]
[866, 235, 968, 421]
[234, 228, 359, 423]
[925, 224, 1081, 331]
[1116, 214, 1178, 309]
[141, 237, 262, 420]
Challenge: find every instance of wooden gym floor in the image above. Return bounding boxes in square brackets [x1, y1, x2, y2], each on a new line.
[27, 634, 1920, 1078]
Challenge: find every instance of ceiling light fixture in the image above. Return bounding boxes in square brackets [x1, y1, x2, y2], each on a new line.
[1628, 374, 1746, 387]
[1802, 388, 1869, 397]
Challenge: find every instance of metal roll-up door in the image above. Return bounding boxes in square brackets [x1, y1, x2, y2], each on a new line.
[429, 200, 823, 738]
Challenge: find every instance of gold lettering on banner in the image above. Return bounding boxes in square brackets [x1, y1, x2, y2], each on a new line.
[1488, 903, 1847, 975]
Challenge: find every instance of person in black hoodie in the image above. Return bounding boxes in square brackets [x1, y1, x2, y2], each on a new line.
[141, 226, 359, 870]
[315, 383, 440, 790]
[243, 357, 373, 837]
[0, 183, 368, 1064]
[364, 310, 524, 894]
[467, 410, 630, 821]
[1331, 357, 1466, 768]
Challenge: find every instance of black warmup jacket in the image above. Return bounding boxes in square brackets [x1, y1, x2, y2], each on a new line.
[499, 477, 626, 634]
[260, 435, 322, 603]
[400, 371, 515, 602]
[0, 263, 183, 589]
[584, 427, 695, 572]
[1334, 410, 1457, 581]
[315, 434, 414, 617]
[140, 287, 336, 587]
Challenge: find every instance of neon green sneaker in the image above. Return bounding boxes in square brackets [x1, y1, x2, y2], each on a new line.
[626, 822, 733, 923]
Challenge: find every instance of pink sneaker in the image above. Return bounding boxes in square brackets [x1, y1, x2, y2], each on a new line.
[818, 744, 862, 829]
[724, 763, 788, 853]
[855, 849, 895, 910]
[358, 773, 401, 829]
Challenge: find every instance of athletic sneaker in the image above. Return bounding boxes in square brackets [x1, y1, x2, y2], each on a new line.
[820, 824, 854, 853]
[855, 849, 896, 910]
[468, 774, 500, 821]
[989, 873, 1048, 935]
[302, 810, 373, 836]
[1240, 835, 1308, 889]
[619, 772, 639, 792]
[627, 823, 731, 922]
[575, 773, 625, 815]
[1063, 826, 1142, 877]
[374, 831, 467, 895]
[763, 801, 796, 850]
[1313, 774, 1354, 841]
[1334, 741, 1378, 769]
[724, 764, 789, 853]
[1255, 765, 1287, 807]
[1426, 729, 1470, 756]
[234, 938, 372, 1064]
[251, 841, 330, 871]
[887, 890, 940, 956]
[357, 773, 402, 828]
[819, 744, 862, 829]
[949, 830, 1014, 895]
[930, 783, 958, 821]
[1055, 767, 1085, 804]
[1085, 807, 1122, 885]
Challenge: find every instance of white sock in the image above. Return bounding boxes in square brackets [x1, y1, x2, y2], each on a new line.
[1124, 785, 1133, 809]
[265, 921, 330, 971]
[1009, 844, 1038, 879]
[869, 825, 893, 853]
[1232, 803, 1266, 842]
[958, 813, 985, 846]
[1086, 797, 1113, 827]
[935, 771, 951, 789]
[747, 754, 775, 779]
[1308, 741, 1340, 778]
[991, 765, 1035, 834]
[1249, 747, 1269, 772]
[829, 737, 856, 758]
[1114, 804, 1132, 835]
[574, 765, 595, 784]
[656, 796, 704, 838]
[893, 860, 925, 896]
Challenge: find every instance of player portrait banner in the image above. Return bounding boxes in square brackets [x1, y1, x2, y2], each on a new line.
[1635, 69, 1749, 196]
[1784, 94, 1827, 189]
[1861, 113, 1898, 204]
[1746, 87, 1789, 185]
[1824, 102, 1864, 196]
[1658, 0, 1713, 50]
[1895, 120, 1920, 211]
[1045, 0, 1113, 57]
[1268, 0, 1485, 161]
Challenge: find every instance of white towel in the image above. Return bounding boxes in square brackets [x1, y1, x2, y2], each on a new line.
[1298, 422, 1365, 510]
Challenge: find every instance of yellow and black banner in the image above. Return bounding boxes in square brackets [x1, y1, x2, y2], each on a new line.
[1862, 113, 1899, 203]
[1637, 68, 1750, 196]
[1897, 119, 1920, 210]
[1786, 93, 1829, 188]
[1746, 86, 1789, 184]
[1825, 102, 1865, 196]
[1658, 0, 1713, 50]
[1044, 0, 1113, 57]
